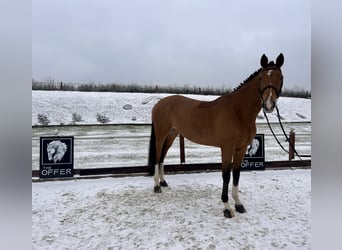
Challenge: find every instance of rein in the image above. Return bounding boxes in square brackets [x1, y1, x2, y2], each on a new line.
[257, 67, 301, 159]
[263, 104, 309, 161]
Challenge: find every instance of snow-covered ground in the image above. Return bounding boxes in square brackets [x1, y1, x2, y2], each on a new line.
[32, 91, 311, 249]
[32, 91, 311, 125]
[32, 169, 311, 249]
[32, 91, 311, 169]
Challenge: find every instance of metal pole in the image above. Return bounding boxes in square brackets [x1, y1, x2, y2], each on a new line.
[179, 135, 185, 164]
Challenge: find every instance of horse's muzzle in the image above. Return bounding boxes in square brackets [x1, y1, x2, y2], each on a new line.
[262, 99, 276, 113]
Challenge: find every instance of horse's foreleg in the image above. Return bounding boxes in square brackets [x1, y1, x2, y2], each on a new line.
[232, 168, 246, 213]
[221, 147, 235, 218]
[232, 148, 247, 213]
[221, 166, 235, 218]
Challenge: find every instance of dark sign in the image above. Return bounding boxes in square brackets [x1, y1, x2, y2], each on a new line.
[241, 134, 265, 170]
[39, 136, 74, 178]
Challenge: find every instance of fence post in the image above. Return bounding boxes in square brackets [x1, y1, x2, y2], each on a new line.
[179, 135, 185, 164]
[289, 128, 295, 161]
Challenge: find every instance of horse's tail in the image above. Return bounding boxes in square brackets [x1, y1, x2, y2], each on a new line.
[147, 122, 156, 176]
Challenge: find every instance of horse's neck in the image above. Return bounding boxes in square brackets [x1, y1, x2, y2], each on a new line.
[228, 77, 262, 124]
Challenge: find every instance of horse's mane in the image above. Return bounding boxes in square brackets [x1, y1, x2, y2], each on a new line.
[232, 68, 262, 92]
[232, 61, 277, 92]
[199, 62, 276, 108]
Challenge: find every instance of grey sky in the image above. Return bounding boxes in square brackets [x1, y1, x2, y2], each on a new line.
[32, 0, 310, 90]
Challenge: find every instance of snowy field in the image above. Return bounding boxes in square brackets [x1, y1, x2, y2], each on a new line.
[32, 91, 311, 169]
[32, 91, 311, 125]
[32, 169, 311, 249]
[32, 91, 311, 249]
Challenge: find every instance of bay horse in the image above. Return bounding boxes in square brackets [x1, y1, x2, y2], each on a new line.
[148, 53, 284, 218]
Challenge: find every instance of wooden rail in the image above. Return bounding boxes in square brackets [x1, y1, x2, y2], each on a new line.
[32, 126, 310, 181]
[32, 160, 311, 181]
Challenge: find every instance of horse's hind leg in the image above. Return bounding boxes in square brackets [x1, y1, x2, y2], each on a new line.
[153, 123, 174, 193]
[159, 128, 178, 187]
[153, 134, 166, 193]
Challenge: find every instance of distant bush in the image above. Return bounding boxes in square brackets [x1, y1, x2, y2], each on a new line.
[72, 113, 82, 123]
[96, 113, 110, 124]
[32, 79, 310, 98]
[281, 88, 311, 98]
[37, 114, 50, 126]
[32, 80, 75, 91]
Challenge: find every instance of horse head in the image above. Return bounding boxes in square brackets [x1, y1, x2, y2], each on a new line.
[259, 53, 284, 113]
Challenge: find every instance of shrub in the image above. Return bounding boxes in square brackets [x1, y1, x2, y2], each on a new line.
[96, 113, 110, 124]
[37, 114, 50, 126]
[72, 113, 82, 123]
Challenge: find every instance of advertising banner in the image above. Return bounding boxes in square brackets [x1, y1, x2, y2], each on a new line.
[39, 136, 74, 178]
[241, 134, 265, 170]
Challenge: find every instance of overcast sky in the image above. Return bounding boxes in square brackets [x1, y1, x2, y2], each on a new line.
[32, 0, 310, 90]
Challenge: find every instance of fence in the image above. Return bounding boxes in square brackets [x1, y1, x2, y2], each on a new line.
[32, 126, 311, 181]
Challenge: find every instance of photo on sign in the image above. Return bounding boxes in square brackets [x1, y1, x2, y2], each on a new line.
[244, 135, 264, 159]
[246, 139, 259, 157]
[41, 138, 73, 165]
[47, 140, 67, 163]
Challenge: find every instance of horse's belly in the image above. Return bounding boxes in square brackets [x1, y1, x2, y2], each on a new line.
[181, 129, 220, 147]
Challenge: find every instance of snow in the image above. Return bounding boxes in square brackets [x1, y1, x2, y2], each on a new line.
[32, 123, 311, 170]
[32, 91, 311, 170]
[32, 91, 311, 249]
[32, 91, 311, 125]
[32, 169, 311, 249]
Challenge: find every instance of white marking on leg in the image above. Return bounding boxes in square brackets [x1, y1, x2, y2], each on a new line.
[232, 185, 242, 205]
[153, 164, 159, 187]
[223, 201, 235, 217]
[159, 163, 165, 182]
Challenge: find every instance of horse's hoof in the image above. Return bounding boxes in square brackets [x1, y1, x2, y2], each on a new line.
[223, 209, 233, 218]
[160, 180, 168, 187]
[235, 204, 246, 213]
[154, 186, 162, 193]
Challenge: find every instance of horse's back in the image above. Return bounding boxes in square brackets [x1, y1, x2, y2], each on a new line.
[152, 95, 224, 145]
[153, 95, 200, 117]
[155, 94, 200, 107]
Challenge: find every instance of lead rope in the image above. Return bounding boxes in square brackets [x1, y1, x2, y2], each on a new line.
[275, 105, 304, 161]
[263, 105, 303, 161]
[262, 107, 289, 154]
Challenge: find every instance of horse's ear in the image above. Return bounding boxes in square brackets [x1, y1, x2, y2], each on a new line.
[276, 53, 284, 68]
[260, 54, 268, 68]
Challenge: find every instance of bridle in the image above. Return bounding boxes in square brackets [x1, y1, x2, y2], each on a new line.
[258, 67, 283, 100]
[258, 67, 309, 161]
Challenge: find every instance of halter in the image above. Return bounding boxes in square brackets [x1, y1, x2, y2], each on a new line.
[258, 67, 283, 100]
